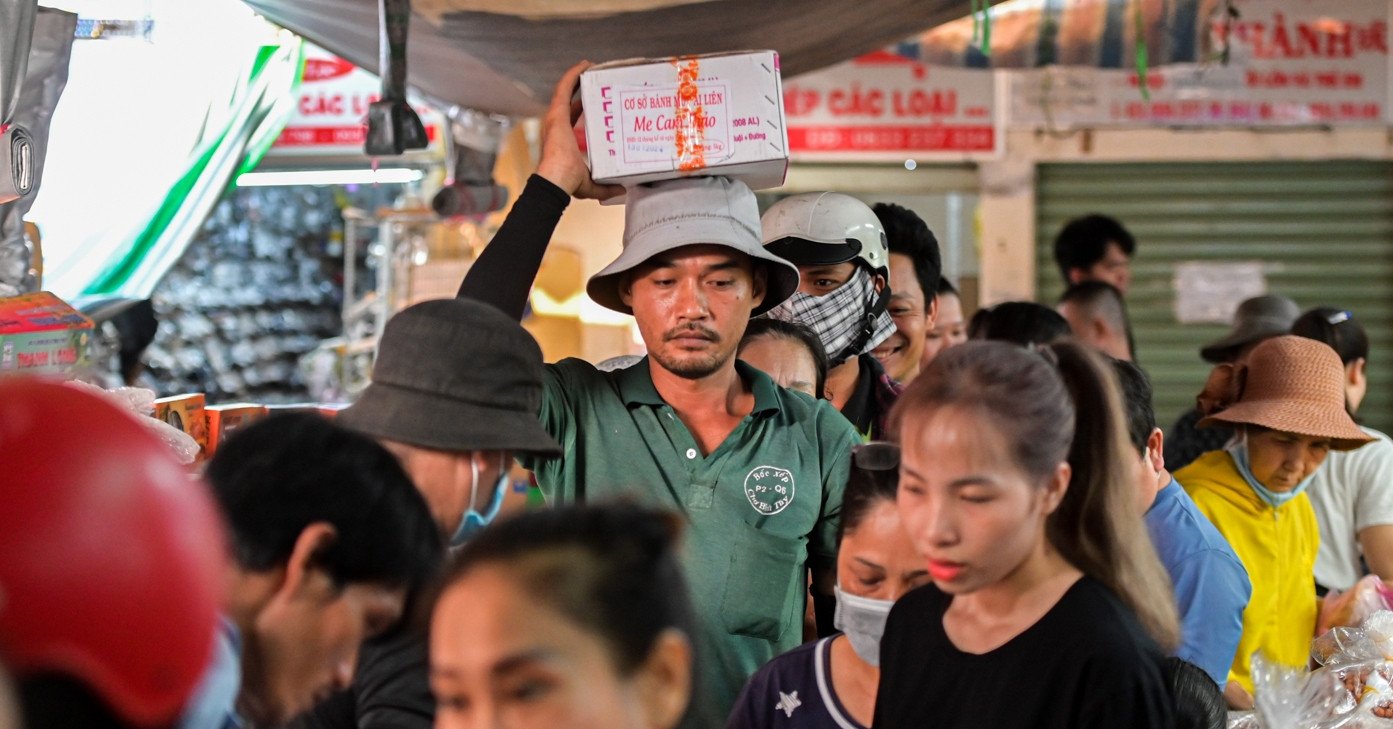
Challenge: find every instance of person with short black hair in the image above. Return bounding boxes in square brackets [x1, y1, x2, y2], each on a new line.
[1110, 359, 1250, 689]
[871, 202, 942, 385]
[968, 301, 1070, 348]
[197, 413, 442, 728]
[1052, 214, 1135, 293]
[1058, 281, 1135, 361]
[1293, 307, 1393, 592]
[738, 318, 830, 400]
[921, 279, 968, 368]
[1162, 658, 1226, 729]
[431, 503, 702, 729]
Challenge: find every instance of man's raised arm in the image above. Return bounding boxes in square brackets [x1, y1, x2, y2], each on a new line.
[457, 61, 623, 320]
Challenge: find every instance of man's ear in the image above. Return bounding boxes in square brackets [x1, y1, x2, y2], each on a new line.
[1067, 268, 1086, 285]
[925, 289, 939, 329]
[1146, 428, 1166, 474]
[872, 272, 887, 295]
[280, 522, 339, 601]
[618, 272, 635, 309]
[634, 629, 693, 729]
[750, 264, 768, 309]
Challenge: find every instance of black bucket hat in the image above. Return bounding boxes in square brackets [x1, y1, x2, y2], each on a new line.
[338, 299, 561, 456]
[1200, 294, 1301, 364]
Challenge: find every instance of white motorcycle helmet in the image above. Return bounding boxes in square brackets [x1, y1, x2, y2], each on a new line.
[761, 192, 888, 276]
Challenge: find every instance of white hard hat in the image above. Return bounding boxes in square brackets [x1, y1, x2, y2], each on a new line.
[760, 192, 887, 275]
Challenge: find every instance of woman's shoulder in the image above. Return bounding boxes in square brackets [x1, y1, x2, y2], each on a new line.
[1048, 578, 1165, 660]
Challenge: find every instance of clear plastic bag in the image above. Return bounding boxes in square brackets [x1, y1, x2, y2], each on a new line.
[1253, 653, 1344, 729]
[1320, 577, 1393, 636]
[63, 380, 201, 465]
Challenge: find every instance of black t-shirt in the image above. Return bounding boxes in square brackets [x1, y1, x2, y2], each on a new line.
[873, 577, 1173, 729]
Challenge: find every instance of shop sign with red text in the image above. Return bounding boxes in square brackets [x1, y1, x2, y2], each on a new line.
[1011, 0, 1390, 128]
[783, 51, 1000, 161]
[269, 44, 444, 156]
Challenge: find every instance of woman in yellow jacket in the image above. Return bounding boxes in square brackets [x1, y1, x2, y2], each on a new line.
[1176, 335, 1373, 709]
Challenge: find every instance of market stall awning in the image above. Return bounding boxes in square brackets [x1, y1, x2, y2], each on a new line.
[239, 0, 993, 116]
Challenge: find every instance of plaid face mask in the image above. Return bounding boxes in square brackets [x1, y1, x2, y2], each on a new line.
[763, 266, 895, 365]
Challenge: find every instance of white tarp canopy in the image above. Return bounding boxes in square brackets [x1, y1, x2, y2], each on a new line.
[239, 0, 992, 116]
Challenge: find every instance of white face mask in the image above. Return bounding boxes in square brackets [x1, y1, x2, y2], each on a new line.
[833, 585, 894, 666]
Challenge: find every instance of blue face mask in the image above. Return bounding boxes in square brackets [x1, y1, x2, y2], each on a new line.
[450, 456, 509, 546]
[1226, 436, 1315, 509]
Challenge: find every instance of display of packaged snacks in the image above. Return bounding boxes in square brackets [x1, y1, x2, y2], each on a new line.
[580, 50, 788, 190]
[205, 403, 269, 455]
[153, 393, 209, 461]
[0, 291, 93, 376]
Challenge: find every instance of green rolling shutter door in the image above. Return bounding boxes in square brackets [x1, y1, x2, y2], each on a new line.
[1035, 161, 1393, 434]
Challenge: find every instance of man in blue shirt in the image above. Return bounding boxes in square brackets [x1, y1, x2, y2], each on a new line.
[1112, 360, 1252, 688]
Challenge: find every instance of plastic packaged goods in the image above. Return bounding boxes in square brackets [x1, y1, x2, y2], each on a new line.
[64, 380, 201, 465]
[1247, 611, 1393, 728]
[1321, 577, 1393, 636]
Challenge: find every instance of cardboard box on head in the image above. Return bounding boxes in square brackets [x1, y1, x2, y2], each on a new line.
[581, 51, 789, 191]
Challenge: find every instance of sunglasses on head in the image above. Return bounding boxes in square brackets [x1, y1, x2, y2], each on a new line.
[852, 441, 900, 472]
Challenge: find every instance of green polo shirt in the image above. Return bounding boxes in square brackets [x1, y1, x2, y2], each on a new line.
[518, 357, 858, 715]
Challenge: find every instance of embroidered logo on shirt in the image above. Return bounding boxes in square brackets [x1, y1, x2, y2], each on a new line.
[776, 690, 802, 718]
[744, 466, 795, 515]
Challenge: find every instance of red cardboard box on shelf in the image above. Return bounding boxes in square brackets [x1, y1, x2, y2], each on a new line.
[206, 403, 268, 455]
[154, 393, 209, 460]
[0, 291, 93, 376]
[580, 51, 788, 190]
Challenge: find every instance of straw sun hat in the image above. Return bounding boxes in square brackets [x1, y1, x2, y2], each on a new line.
[1196, 335, 1373, 450]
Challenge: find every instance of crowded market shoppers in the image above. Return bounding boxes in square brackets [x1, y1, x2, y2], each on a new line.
[1175, 335, 1373, 707]
[1292, 308, 1393, 592]
[454, 62, 860, 716]
[920, 278, 968, 367]
[871, 203, 943, 386]
[759, 192, 903, 440]
[292, 297, 563, 729]
[0, 379, 226, 729]
[737, 318, 829, 400]
[431, 504, 703, 729]
[1112, 360, 1251, 687]
[1051, 214, 1135, 294]
[1164, 294, 1300, 472]
[726, 443, 927, 729]
[194, 414, 441, 728]
[874, 341, 1177, 729]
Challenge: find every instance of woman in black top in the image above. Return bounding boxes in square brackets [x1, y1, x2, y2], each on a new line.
[873, 341, 1179, 729]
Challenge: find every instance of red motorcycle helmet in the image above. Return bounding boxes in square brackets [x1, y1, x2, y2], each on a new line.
[0, 378, 227, 727]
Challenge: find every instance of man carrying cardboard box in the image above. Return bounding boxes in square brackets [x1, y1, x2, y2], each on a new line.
[455, 61, 859, 716]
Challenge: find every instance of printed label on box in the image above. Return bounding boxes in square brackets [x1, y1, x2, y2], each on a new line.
[616, 83, 732, 165]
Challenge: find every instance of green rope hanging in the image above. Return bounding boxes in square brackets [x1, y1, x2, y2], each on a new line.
[970, 0, 992, 58]
[1133, 1, 1150, 101]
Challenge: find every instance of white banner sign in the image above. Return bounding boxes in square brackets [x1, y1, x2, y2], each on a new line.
[1011, 0, 1390, 128]
[784, 51, 1000, 161]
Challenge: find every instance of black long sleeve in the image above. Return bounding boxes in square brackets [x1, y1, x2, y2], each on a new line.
[456, 174, 571, 320]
